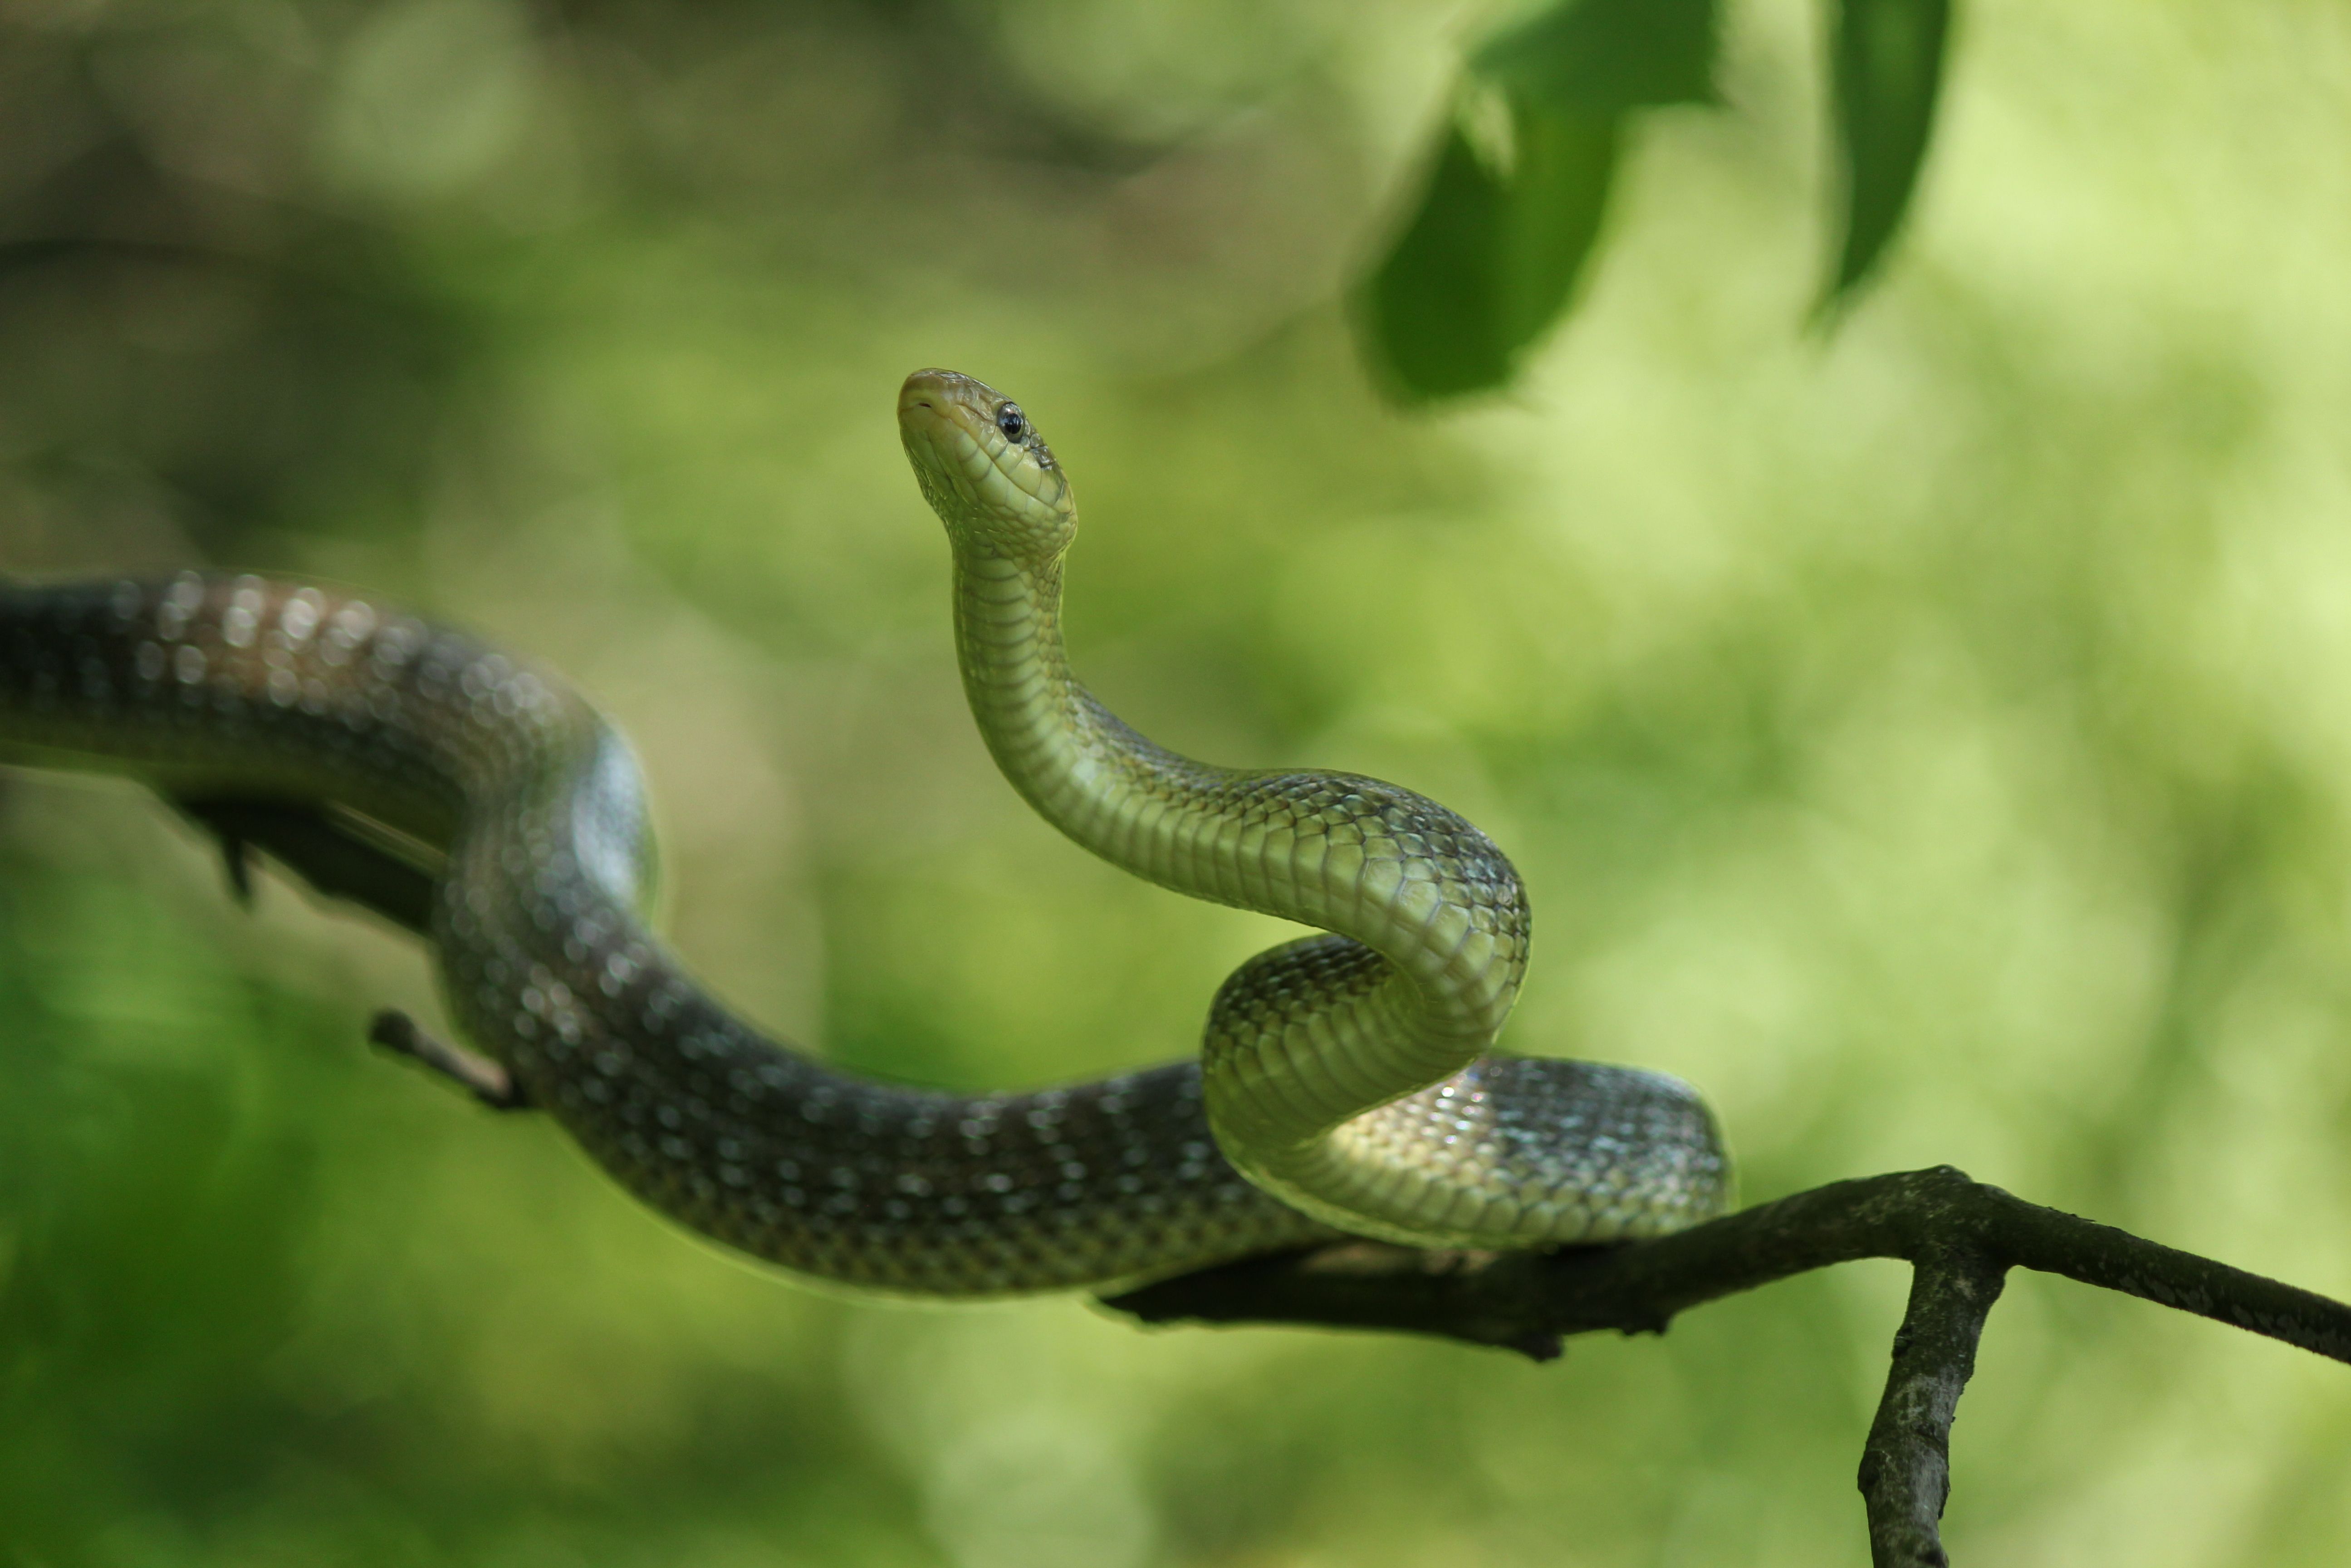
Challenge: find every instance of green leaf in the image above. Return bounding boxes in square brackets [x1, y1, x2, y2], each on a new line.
[1825, 0, 1953, 306]
[1359, 0, 1714, 402]
[1360, 116, 1513, 401]
[1358, 99, 1619, 403]
[1472, 0, 1719, 117]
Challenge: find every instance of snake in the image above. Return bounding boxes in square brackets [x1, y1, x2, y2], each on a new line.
[0, 369, 1729, 1296]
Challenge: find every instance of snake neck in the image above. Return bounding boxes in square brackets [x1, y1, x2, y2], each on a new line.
[950, 551, 1126, 839]
[950, 551, 1294, 916]
[948, 545, 1558, 1242]
[951, 552, 1228, 877]
[948, 547, 1523, 1051]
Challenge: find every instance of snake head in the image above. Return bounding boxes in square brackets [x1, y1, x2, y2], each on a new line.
[899, 369, 1077, 565]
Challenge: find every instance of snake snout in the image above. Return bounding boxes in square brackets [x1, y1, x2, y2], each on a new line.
[899, 368, 990, 425]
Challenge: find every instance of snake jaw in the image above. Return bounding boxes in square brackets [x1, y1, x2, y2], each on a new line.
[899, 368, 1076, 566]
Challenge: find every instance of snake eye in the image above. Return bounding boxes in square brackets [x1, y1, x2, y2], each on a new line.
[995, 404, 1027, 442]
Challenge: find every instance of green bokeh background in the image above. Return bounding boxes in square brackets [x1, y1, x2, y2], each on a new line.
[5, 1, 2351, 1563]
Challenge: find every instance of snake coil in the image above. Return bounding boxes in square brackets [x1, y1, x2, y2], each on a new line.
[0, 370, 1728, 1295]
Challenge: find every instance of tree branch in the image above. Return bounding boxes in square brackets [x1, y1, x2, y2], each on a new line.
[170, 794, 437, 936]
[1859, 1238, 2003, 1568]
[1102, 1167, 2351, 1566]
[164, 797, 2351, 1565]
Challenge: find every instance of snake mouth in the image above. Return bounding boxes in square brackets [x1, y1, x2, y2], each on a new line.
[896, 366, 965, 424]
[899, 369, 1018, 460]
[898, 368, 1007, 433]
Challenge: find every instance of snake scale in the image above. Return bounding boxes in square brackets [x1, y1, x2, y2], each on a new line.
[0, 370, 1728, 1296]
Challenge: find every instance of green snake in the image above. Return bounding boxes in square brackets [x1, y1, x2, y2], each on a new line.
[0, 369, 1729, 1295]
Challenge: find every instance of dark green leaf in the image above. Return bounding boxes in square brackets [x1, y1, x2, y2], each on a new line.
[1473, 0, 1719, 116]
[1826, 0, 1953, 306]
[1359, 0, 1710, 401]
[1359, 116, 1512, 401]
[1358, 100, 1620, 403]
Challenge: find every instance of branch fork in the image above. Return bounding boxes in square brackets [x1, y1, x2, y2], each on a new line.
[186, 796, 2351, 1568]
[1103, 1167, 2351, 1567]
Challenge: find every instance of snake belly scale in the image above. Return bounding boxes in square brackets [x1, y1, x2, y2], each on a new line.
[0, 370, 1729, 1296]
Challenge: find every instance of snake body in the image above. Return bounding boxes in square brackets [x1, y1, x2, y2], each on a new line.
[0, 370, 1728, 1295]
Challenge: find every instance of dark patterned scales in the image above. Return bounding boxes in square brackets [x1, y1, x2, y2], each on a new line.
[0, 371, 1729, 1298]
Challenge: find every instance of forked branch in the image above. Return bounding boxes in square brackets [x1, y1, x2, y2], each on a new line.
[189, 797, 2351, 1568]
[1102, 1167, 2351, 1567]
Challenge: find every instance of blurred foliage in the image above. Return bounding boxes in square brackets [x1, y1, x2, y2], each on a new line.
[1362, 0, 1954, 397]
[3, 1, 2351, 1567]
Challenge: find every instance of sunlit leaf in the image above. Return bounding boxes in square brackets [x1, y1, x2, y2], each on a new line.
[1496, 103, 1619, 351]
[1825, 0, 1953, 306]
[1472, 0, 1719, 115]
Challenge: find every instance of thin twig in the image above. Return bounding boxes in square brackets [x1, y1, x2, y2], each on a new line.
[368, 1008, 532, 1110]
